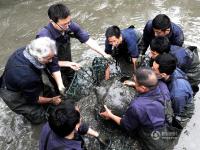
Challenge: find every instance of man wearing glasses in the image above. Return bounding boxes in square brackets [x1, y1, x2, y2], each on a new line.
[36, 3, 111, 90]
[138, 14, 184, 55]
[0, 37, 62, 124]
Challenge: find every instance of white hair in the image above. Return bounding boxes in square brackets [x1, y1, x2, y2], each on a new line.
[27, 37, 57, 59]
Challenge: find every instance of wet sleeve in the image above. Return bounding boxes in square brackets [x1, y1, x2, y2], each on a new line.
[46, 56, 60, 73]
[78, 122, 89, 135]
[120, 106, 139, 132]
[69, 22, 90, 43]
[126, 35, 139, 58]
[173, 25, 184, 47]
[105, 39, 113, 54]
[138, 21, 152, 55]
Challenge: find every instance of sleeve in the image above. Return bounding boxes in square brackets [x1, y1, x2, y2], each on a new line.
[120, 105, 139, 132]
[105, 39, 113, 54]
[125, 34, 139, 58]
[172, 24, 184, 47]
[172, 96, 187, 115]
[46, 56, 60, 73]
[20, 75, 42, 104]
[78, 122, 89, 135]
[138, 21, 153, 55]
[69, 21, 90, 43]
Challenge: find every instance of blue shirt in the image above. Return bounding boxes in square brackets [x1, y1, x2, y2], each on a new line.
[39, 123, 83, 150]
[168, 68, 193, 115]
[139, 20, 184, 54]
[37, 22, 89, 43]
[2, 47, 45, 103]
[105, 28, 140, 58]
[120, 81, 170, 133]
[170, 45, 193, 72]
[36, 22, 90, 67]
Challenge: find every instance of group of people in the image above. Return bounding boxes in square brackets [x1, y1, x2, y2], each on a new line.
[0, 3, 199, 150]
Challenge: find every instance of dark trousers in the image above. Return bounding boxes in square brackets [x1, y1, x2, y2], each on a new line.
[0, 75, 57, 124]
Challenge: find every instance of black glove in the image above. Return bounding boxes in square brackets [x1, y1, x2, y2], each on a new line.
[96, 133, 111, 147]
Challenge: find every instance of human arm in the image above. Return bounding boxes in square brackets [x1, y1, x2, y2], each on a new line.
[51, 71, 65, 94]
[38, 95, 61, 105]
[171, 23, 184, 47]
[126, 34, 139, 70]
[77, 123, 98, 137]
[100, 105, 122, 125]
[100, 105, 139, 132]
[20, 74, 61, 105]
[138, 21, 153, 55]
[70, 22, 112, 59]
[85, 38, 112, 59]
[58, 61, 81, 70]
[123, 80, 136, 87]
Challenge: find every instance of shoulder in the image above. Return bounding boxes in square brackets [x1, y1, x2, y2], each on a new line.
[145, 20, 153, 29]
[171, 69, 192, 91]
[122, 28, 137, 42]
[69, 21, 83, 31]
[36, 26, 52, 38]
[171, 22, 183, 33]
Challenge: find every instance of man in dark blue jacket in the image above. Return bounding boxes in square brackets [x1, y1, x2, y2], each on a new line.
[138, 14, 184, 55]
[100, 68, 176, 150]
[152, 53, 194, 125]
[40, 101, 105, 150]
[37, 3, 111, 89]
[149, 37, 200, 94]
[105, 25, 141, 76]
[0, 37, 62, 124]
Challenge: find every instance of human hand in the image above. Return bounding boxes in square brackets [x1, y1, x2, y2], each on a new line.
[68, 62, 81, 71]
[123, 80, 135, 87]
[96, 133, 111, 147]
[99, 105, 112, 120]
[135, 54, 145, 68]
[51, 96, 62, 105]
[103, 54, 114, 62]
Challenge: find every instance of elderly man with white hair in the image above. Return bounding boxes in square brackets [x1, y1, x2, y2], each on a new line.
[0, 37, 64, 124]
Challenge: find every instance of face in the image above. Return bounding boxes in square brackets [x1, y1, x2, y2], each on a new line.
[108, 36, 121, 47]
[53, 16, 71, 31]
[153, 28, 170, 37]
[150, 50, 159, 59]
[38, 51, 54, 64]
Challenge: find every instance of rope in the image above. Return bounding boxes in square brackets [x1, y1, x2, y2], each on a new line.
[64, 57, 122, 100]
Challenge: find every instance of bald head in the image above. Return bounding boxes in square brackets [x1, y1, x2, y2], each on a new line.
[135, 68, 158, 90]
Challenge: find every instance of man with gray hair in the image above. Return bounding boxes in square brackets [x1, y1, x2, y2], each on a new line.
[0, 37, 63, 124]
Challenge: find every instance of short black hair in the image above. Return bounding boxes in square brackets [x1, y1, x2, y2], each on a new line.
[150, 37, 170, 54]
[152, 14, 171, 30]
[48, 3, 71, 23]
[135, 67, 158, 90]
[105, 25, 121, 39]
[154, 53, 177, 75]
[48, 101, 80, 137]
